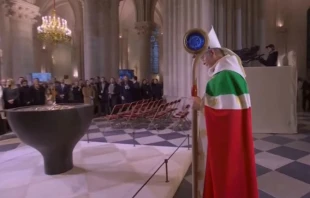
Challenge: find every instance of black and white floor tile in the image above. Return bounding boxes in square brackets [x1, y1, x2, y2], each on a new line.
[2, 113, 310, 198]
[174, 112, 310, 198]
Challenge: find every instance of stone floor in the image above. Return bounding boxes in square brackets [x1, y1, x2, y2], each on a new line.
[175, 112, 310, 198]
[0, 142, 191, 198]
[1, 113, 310, 197]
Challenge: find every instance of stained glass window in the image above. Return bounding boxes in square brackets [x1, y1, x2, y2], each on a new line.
[150, 28, 159, 74]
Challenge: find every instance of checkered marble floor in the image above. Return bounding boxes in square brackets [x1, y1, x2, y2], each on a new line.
[0, 142, 191, 198]
[175, 112, 310, 198]
[2, 113, 310, 198]
[84, 119, 192, 148]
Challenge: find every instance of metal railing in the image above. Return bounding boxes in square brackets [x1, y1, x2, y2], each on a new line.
[131, 134, 191, 198]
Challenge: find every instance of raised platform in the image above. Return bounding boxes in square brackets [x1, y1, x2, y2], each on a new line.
[0, 141, 191, 198]
[245, 66, 297, 134]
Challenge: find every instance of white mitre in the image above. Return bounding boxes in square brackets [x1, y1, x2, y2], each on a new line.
[208, 26, 246, 77]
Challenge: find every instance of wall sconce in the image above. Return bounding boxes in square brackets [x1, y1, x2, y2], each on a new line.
[119, 35, 122, 38]
[276, 19, 287, 32]
[277, 21, 283, 28]
[73, 69, 78, 78]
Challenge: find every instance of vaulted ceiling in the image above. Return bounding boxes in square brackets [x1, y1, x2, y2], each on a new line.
[120, 0, 163, 30]
[34, 0, 162, 31]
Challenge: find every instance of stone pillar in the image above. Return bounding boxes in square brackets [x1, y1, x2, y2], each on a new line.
[158, 32, 164, 81]
[71, 30, 81, 78]
[2, 0, 39, 79]
[258, 0, 266, 48]
[38, 46, 49, 73]
[164, 2, 212, 197]
[133, 0, 157, 80]
[253, 0, 260, 45]
[0, 49, 3, 79]
[0, 2, 10, 79]
[83, 0, 120, 79]
[135, 21, 154, 80]
[214, 0, 262, 49]
[215, 0, 226, 46]
[119, 29, 129, 69]
[163, 0, 212, 97]
[235, 0, 243, 49]
[83, 0, 100, 79]
[109, 0, 120, 78]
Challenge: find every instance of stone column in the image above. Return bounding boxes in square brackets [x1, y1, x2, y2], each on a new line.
[0, 2, 10, 79]
[258, 0, 277, 55]
[83, 0, 100, 79]
[215, 0, 226, 46]
[133, 0, 157, 80]
[164, 1, 212, 197]
[235, 0, 243, 49]
[119, 35, 123, 69]
[258, 0, 266, 48]
[84, 0, 120, 79]
[135, 21, 154, 80]
[71, 30, 82, 78]
[163, 0, 212, 97]
[38, 46, 49, 73]
[119, 29, 129, 69]
[158, 32, 164, 81]
[109, 0, 120, 78]
[2, 0, 39, 79]
[0, 49, 3, 79]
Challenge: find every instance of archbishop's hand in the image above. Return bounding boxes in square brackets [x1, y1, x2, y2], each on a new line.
[192, 97, 202, 111]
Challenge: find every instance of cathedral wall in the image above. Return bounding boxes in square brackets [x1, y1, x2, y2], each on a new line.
[265, 0, 310, 78]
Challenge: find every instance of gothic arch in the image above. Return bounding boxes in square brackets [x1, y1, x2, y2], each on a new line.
[120, 0, 137, 30]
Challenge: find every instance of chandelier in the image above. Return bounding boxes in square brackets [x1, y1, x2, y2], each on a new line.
[37, 0, 72, 43]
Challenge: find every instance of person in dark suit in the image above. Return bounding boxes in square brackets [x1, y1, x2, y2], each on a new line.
[132, 76, 141, 101]
[55, 79, 70, 103]
[3, 79, 20, 109]
[71, 81, 84, 103]
[98, 77, 110, 115]
[120, 76, 134, 103]
[259, 44, 278, 67]
[90, 78, 100, 115]
[30, 78, 46, 105]
[16, 77, 24, 88]
[19, 79, 32, 106]
[141, 79, 152, 99]
[108, 77, 121, 111]
[151, 79, 163, 100]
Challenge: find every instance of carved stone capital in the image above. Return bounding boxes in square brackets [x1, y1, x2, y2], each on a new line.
[3, 0, 40, 23]
[134, 21, 155, 36]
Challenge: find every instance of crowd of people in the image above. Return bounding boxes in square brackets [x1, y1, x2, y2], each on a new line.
[0, 75, 163, 116]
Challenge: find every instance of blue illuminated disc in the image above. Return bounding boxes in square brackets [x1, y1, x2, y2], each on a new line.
[185, 32, 205, 52]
